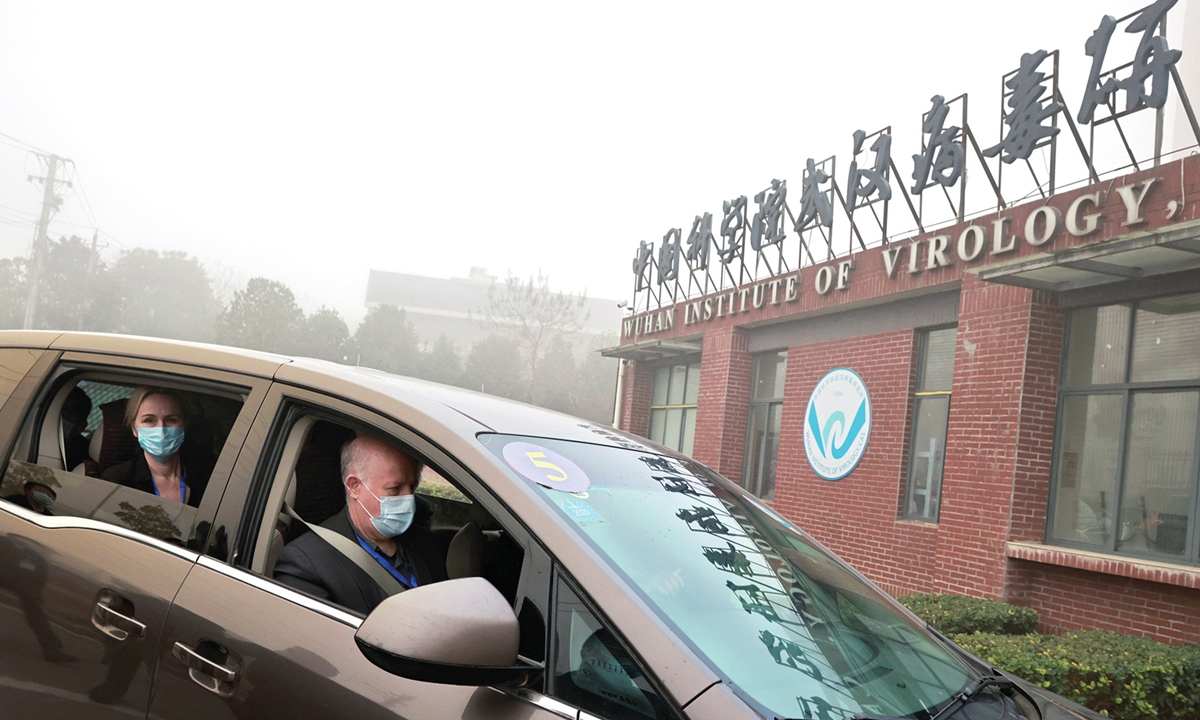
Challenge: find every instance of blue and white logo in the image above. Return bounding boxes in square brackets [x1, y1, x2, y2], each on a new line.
[803, 368, 871, 481]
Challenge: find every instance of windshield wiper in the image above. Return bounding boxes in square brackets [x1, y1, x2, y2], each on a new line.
[836, 673, 1014, 720]
[927, 674, 1014, 720]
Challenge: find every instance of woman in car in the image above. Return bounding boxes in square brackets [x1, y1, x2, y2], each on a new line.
[102, 386, 207, 507]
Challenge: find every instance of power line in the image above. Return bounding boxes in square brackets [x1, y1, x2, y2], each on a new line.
[0, 202, 37, 217]
[0, 130, 49, 156]
[71, 165, 99, 228]
[46, 216, 99, 231]
[0, 137, 35, 154]
[99, 229, 129, 251]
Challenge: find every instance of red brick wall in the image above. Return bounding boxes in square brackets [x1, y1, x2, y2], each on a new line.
[1008, 295, 1064, 545]
[691, 327, 752, 484]
[771, 329, 946, 597]
[1008, 560, 1200, 644]
[933, 277, 1048, 599]
[619, 360, 653, 438]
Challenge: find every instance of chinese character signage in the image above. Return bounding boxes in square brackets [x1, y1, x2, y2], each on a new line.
[627, 1, 1194, 321]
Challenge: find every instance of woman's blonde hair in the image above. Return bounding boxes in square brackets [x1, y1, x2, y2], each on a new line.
[123, 386, 185, 428]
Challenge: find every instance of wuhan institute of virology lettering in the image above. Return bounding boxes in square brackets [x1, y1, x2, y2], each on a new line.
[625, 0, 1189, 326]
[622, 172, 1167, 342]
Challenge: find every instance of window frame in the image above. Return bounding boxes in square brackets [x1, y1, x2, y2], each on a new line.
[0, 352, 268, 552]
[743, 350, 787, 499]
[1046, 299, 1200, 565]
[647, 360, 700, 455]
[219, 382, 555, 672]
[901, 325, 957, 522]
[546, 566, 682, 720]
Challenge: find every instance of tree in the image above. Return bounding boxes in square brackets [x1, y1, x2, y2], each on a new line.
[0, 257, 26, 329]
[214, 278, 305, 354]
[536, 334, 579, 414]
[33, 236, 120, 332]
[416, 334, 463, 387]
[482, 271, 590, 403]
[573, 335, 620, 424]
[111, 249, 219, 341]
[464, 334, 524, 400]
[205, 260, 247, 309]
[296, 307, 350, 363]
[353, 304, 419, 376]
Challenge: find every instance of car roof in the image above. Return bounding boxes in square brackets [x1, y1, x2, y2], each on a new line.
[0, 330, 657, 451]
[280, 357, 660, 450]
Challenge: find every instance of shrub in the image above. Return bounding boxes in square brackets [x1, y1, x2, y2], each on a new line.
[897, 593, 1038, 635]
[952, 630, 1200, 720]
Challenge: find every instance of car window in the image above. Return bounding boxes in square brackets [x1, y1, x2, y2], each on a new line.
[550, 573, 674, 720]
[0, 370, 247, 548]
[248, 413, 529, 622]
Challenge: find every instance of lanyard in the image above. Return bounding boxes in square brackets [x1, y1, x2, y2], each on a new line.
[152, 471, 186, 502]
[356, 535, 418, 589]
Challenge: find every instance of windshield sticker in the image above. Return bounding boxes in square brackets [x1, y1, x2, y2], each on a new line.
[503, 442, 591, 493]
[559, 498, 607, 527]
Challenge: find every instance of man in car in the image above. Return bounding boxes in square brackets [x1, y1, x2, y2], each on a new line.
[273, 434, 447, 615]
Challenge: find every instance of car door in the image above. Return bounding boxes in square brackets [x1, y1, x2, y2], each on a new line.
[148, 383, 573, 720]
[0, 350, 270, 720]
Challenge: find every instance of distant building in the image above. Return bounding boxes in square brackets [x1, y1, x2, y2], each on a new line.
[364, 267, 623, 352]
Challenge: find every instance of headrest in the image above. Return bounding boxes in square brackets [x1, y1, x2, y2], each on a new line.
[446, 521, 485, 579]
[89, 425, 103, 461]
[96, 399, 139, 472]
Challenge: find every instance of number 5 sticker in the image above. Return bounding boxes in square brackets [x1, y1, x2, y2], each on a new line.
[502, 442, 590, 493]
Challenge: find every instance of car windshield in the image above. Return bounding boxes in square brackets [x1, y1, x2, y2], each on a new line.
[481, 434, 972, 720]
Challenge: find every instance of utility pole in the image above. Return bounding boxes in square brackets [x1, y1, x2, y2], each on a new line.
[23, 153, 68, 330]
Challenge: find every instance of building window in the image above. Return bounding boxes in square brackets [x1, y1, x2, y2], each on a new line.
[648, 361, 700, 455]
[744, 351, 787, 499]
[903, 327, 956, 521]
[1049, 292, 1200, 565]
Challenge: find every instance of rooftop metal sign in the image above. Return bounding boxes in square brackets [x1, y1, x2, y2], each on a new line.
[627, 0, 1199, 318]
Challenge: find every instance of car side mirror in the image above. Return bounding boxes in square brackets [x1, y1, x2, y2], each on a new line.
[354, 576, 542, 686]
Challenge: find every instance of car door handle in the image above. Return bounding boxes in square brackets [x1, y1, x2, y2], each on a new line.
[173, 641, 238, 685]
[91, 592, 146, 640]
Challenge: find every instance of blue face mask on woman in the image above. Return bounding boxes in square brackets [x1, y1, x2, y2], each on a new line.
[354, 484, 416, 538]
[138, 427, 186, 463]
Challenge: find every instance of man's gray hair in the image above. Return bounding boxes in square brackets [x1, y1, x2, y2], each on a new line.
[340, 435, 423, 490]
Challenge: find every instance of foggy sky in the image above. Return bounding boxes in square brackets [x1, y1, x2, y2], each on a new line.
[0, 0, 1190, 329]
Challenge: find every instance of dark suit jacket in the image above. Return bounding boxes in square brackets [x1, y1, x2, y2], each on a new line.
[102, 452, 209, 508]
[272, 496, 447, 615]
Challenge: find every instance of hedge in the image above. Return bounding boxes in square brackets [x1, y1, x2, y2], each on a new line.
[897, 593, 1039, 635]
[952, 630, 1200, 720]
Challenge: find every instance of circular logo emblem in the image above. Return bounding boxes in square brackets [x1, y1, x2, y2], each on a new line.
[803, 368, 871, 481]
[502, 442, 591, 493]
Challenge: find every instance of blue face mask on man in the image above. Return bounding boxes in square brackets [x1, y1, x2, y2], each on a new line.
[137, 427, 186, 463]
[354, 483, 416, 538]
[31, 491, 55, 508]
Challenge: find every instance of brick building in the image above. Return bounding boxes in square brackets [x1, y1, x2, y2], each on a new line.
[605, 156, 1200, 643]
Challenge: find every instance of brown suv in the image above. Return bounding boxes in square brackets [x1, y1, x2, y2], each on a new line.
[0, 331, 1101, 720]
